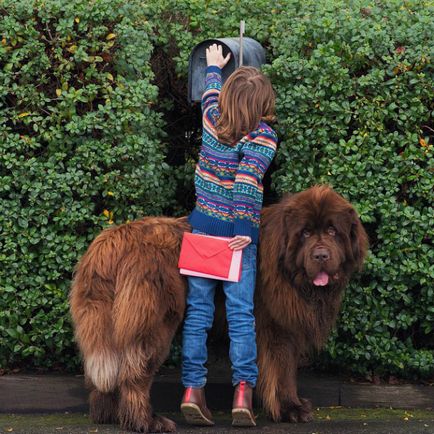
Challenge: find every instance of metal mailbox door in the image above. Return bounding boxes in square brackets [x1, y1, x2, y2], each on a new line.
[188, 37, 266, 103]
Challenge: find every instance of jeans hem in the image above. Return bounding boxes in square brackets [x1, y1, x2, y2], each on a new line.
[232, 380, 256, 388]
[182, 382, 207, 389]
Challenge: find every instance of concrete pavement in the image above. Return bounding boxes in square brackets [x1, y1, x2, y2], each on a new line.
[1, 409, 434, 434]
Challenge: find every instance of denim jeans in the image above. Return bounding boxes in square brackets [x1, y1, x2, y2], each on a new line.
[181, 229, 258, 388]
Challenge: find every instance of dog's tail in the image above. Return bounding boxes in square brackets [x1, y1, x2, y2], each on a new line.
[70, 227, 124, 393]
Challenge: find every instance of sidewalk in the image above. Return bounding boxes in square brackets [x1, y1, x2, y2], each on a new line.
[1, 409, 434, 434]
[1, 366, 433, 414]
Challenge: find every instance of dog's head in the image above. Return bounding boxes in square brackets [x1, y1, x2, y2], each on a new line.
[261, 185, 368, 294]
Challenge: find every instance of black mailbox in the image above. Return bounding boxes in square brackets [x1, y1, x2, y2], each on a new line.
[188, 37, 266, 103]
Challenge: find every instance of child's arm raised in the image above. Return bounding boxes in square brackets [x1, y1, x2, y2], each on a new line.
[201, 44, 231, 113]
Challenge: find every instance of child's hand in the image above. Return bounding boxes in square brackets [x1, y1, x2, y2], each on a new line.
[206, 43, 231, 69]
[228, 235, 252, 251]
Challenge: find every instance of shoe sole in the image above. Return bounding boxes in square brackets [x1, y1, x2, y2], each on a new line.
[181, 403, 215, 426]
[232, 408, 257, 427]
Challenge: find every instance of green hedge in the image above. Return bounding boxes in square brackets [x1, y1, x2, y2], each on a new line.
[148, 0, 434, 378]
[267, 0, 434, 378]
[1, 0, 433, 378]
[0, 0, 175, 369]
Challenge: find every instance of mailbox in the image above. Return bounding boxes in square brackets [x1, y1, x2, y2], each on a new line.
[188, 37, 266, 103]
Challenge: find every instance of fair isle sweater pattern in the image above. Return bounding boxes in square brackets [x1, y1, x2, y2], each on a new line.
[188, 65, 278, 244]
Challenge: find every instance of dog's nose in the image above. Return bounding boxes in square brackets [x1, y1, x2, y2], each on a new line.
[312, 247, 330, 262]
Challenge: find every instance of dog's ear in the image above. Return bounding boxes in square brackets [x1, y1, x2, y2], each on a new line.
[260, 196, 295, 265]
[279, 215, 294, 268]
[349, 209, 369, 271]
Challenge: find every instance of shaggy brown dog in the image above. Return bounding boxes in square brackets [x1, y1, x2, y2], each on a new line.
[69, 185, 367, 432]
[69, 217, 190, 433]
[256, 185, 368, 422]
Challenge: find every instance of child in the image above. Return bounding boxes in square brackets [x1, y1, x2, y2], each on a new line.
[180, 43, 278, 427]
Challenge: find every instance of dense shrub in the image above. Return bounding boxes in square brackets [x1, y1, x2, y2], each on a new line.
[0, 0, 175, 369]
[149, 0, 434, 378]
[267, 0, 434, 378]
[1, 0, 432, 378]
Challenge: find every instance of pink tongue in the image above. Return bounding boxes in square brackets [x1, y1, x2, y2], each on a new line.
[313, 272, 329, 286]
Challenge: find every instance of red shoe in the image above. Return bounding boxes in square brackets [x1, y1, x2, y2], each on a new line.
[232, 381, 256, 427]
[180, 387, 214, 426]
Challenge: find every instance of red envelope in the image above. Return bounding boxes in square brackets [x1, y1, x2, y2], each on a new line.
[178, 232, 242, 282]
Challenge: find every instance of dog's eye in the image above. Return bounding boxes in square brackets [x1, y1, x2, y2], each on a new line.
[302, 229, 311, 238]
[327, 226, 336, 236]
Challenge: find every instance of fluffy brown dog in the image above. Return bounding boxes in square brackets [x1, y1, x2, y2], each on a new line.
[255, 185, 368, 422]
[70, 185, 367, 432]
[69, 217, 190, 433]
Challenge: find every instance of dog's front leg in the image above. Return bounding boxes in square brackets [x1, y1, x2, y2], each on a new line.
[257, 322, 313, 423]
[278, 352, 313, 423]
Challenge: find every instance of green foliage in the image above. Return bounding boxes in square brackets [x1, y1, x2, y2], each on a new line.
[1, 0, 433, 378]
[0, 0, 175, 369]
[266, 0, 434, 379]
[151, 0, 434, 378]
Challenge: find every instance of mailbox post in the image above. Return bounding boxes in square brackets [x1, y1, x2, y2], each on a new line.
[188, 37, 266, 103]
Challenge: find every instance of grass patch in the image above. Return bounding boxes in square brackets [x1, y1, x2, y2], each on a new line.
[315, 407, 434, 422]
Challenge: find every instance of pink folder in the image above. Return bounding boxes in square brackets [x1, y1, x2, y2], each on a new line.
[179, 235, 243, 282]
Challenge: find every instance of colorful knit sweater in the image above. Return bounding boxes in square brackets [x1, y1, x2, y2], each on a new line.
[188, 65, 278, 244]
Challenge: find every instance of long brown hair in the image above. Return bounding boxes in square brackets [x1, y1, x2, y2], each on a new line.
[216, 66, 276, 145]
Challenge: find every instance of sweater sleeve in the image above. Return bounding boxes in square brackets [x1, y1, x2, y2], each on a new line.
[232, 129, 278, 237]
[201, 65, 222, 115]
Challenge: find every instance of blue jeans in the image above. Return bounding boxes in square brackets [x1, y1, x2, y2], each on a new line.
[181, 229, 258, 388]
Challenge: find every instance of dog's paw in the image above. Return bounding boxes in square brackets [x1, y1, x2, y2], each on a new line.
[285, 398, 313, 423]
[149, 415, 176, 433]
[119, 416, 151, 433]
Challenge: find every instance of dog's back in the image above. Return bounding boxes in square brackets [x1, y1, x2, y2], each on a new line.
[69, 216, 189, 432]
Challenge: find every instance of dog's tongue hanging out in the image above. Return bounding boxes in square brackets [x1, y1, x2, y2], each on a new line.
[313, 271, 329, 286]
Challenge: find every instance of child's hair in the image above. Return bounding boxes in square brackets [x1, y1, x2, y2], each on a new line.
[216, 66, 276, 145]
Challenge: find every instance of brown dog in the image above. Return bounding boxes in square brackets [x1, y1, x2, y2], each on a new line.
[69, 217, 189, 433]
[256, 185, 368, 422]
[69, 185, 367, 432]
